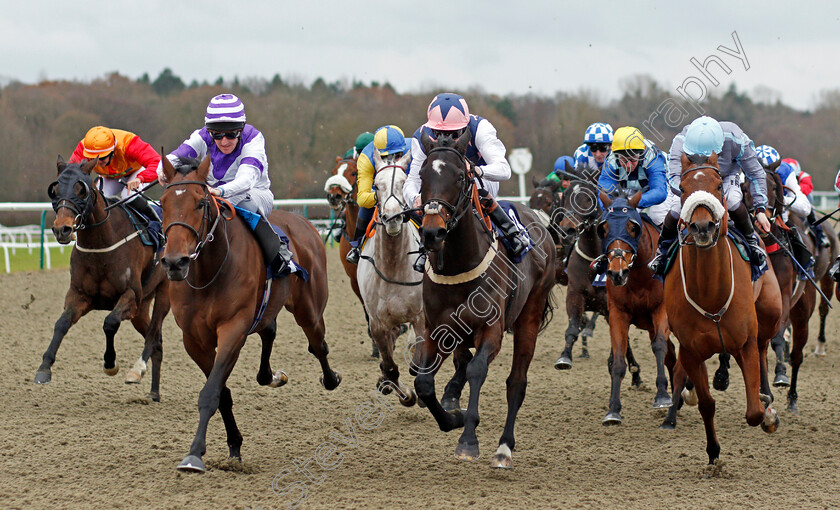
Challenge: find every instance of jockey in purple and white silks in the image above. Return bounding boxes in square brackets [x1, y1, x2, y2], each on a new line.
[403, 93, 529, 272]
[157, 94, 292, 276]
[648, 116, 771, 276]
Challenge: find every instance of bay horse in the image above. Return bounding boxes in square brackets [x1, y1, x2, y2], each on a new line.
[37, 157, 169, 402]
[660, 152, 782, 464]
[160, 156, 341, 473]
[410, 131, 556, 468]
[356, 150, 421, 406]
[597, 191, 675, 424]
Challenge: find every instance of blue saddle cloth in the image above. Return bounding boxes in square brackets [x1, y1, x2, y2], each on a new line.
[495, 201, 534, 264]
[235, 207, 309, 281]
[122, 203, 165, 252]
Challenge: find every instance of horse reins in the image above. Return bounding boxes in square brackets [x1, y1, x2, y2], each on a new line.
[163, 180, 234, 290]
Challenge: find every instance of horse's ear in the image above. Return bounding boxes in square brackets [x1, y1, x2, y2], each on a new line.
[708, 152, 719, 167]
[197, 155, 211, 181]
[454, 129, 471, 155]
[80, 157, 98, 175]
[57, 155, 67, 175]
[600, 191, 612, 207]
[335, 155, 342, 163]
[532, 176, 540, 189]
[565, 160, 574, 174]
[548, 180, 562, 192]
[680, 152, 691, 171]
[420, 131, 435, 155]
[628, 190, 643, 209]
[161, 149, 177, 182]
[372, 149, 383, 169]
[397, 149, 412, 170]
[597, 220, 608, 239]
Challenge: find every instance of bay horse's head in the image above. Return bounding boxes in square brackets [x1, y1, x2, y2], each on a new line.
[529, 178, 561, 215]
[597, 190, 643, 287]
[159, 155, 226, 281]
[742, 167, 785, 221]
[679, 152, 727, 248]
[419, 129, 472, 252]
[324, 156, 357, 210]
[48, 156, 102, 244]
[372, 150, 412, 236]
[557, 167, 601, 246]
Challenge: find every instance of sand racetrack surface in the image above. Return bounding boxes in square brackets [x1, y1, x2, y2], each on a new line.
[2, 247, 840, 509]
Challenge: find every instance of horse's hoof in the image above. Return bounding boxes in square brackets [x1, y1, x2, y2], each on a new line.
[491, 444, 513, 469]
[269, 371, 288, 388]
[176, 455, 206, 473]
[125, 359, 146, 384]
[681, 387, 698, 406]
[103, 362, 119, 376]
[602, 412, 623, 425]
[578, 349, 590, 359]
[447, 409, 465, 429]
[33, 371, 52, 384]
[761, 408, 780, 434]
[759, 393, 773, 408]
[554, 356, 572, 370]
[712, 373, 729, 392]
[454, 442, 479, 461]
[786, 401, 799, 414]
[653, 396, 673, 409]
[398, 387, 417, 407]
[773, 374, 790, 388]
[814, 343, 827, 357]
[441, 397, 460, 412]
[417, 398, 427, 409]
[581, 328, 594, 340]
[147, 391, 160, 402]
[320, 371, 341, 390]
[659, 420, 676, 430]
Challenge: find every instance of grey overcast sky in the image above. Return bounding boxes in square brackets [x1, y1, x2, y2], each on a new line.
[3, 1, 838, 111]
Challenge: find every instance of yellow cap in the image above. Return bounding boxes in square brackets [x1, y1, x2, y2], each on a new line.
[611, 127, 645, 152]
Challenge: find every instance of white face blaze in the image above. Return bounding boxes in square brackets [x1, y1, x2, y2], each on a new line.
[431, 159, 446, 175]
[374, 165, 407, 236]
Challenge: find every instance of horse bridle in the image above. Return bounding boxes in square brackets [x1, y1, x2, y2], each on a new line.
[374, 163, 412, 224]
[678, 164, 724, 246]
[163, 180, 233, 289]
[420, 146, 475, 236]
[48, 177, 109, 231]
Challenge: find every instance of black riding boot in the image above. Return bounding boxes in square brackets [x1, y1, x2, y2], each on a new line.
[807, 210, 830, 248]
[730, 204, 766, 266]
[127, 195, 161, 223]
[253, 215, 293, 277]
[787, 225, 815, 274]
[487, 202, 530, 257]
[648, 213, 679, 276]
[345, 221, 368, 265]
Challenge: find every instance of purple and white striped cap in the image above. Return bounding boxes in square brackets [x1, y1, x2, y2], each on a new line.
[204, 94, 246, 125]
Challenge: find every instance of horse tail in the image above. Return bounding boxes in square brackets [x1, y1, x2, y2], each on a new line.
[538, 289, 556, 334]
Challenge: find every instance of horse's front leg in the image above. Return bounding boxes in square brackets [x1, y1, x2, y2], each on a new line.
[787, 295, 814, 413]
[650, 307, 673, 409]
[371, 317, 416, 407]
[455, 333, 499, 462]
[412, 328, 463, 433]
[678, 349, 720, 464]
[770, 322, 790, 388]
[101, 290, 140, 376]
[35, 292, 91, 383]
[178, 327, 246, 473]
[255, 319, 287, 388]
[603, 309, 629, 425]
[713, 352, 732, 391]
[555, 291, 584, 369]
[579, 311, 600, 359]
[660, 359, 688, 430]
[734, 335, 779, 434]
[441, 346, 473, 412]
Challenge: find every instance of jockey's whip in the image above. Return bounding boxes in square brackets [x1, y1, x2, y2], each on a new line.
[812, 206, 840, 227]
[763, 229, 833, 307]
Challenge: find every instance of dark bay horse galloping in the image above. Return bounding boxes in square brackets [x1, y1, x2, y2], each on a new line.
[410, 131, 556, 469]
[660, 153, 782, 464]
[160, 156, 341, 473]
[36, 157, 169, 401]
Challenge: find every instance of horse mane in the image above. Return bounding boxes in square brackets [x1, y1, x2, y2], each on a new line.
[768, 170, 785, 217]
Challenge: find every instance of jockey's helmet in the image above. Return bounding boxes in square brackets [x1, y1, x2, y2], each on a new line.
[554, 156, 576, 173]
[683, 116, 724, 156]
[611, 127, 646, 157]
[425, 93, 470, 131]
[205, 94, 246, 131]
[354, 132, 374, 156]
[755, 145, 781, 169]
[82, 126, 116, 159]
[373, 125, 407, 156]
[584, 123, 614, 144]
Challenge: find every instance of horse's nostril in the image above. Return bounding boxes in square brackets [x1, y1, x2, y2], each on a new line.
[435, 228, 446, 240]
